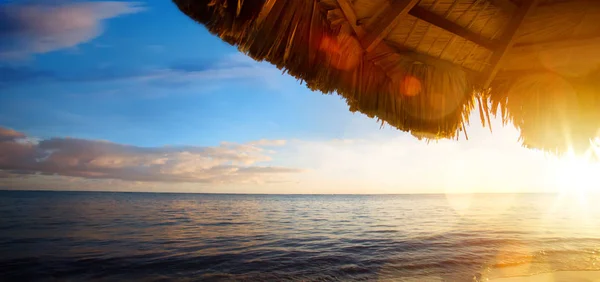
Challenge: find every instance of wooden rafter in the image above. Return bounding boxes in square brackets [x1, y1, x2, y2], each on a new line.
[335, 0, 365, 37]
[362, 0, 420, 52]
[511, 6, 592, 54]
[511, 35, 600, 54]
[388, 49, 481, 78]
[408, 6, 500, 50]
[489, 0, 517, 13]
[480, 0, 540, 88]
[335, 0, 478, 78]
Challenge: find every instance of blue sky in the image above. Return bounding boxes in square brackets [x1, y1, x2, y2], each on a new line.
[1, 0, 597, 194]
[0, 0, 383, 146]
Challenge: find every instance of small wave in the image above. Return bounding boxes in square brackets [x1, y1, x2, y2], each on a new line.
[366, 229, 399, 234]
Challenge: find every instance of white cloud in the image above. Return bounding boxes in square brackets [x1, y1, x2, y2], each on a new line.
[247, 139, 287, 147]
[0, 1, 144, 57]
[0, 127, 302, 184]
[0, 113, 579, 194]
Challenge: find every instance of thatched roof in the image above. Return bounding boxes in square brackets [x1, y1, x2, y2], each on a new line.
[173, 0, 600, 154]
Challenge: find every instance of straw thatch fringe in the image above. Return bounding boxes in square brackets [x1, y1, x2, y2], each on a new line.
[489, 70, 600, 154]
[173, 0, 600, 154]
[173, 0, 478, 139]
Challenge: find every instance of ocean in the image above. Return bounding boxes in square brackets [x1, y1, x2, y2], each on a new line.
[1, 191, 599, 281]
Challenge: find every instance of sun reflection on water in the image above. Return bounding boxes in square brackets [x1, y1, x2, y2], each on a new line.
[546, 139, 600, 238]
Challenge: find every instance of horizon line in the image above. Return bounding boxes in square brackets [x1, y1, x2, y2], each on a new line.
[0, 189, 560, 196]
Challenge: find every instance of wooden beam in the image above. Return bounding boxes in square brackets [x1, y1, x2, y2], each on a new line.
[397, 51, 481, 79]
[335, 0, 365, 37]
[539, 0, 597, 8]
[336, 0, 477, 79]
[365, 44, 481, 79]
[480, 0, 540, 88]
[494, 68, 555, 80]
[489, 0, 517, 14]
[362, 0, 420, 53]
[510, 8, 592, 53]
[511, 35, 600, 54]
[408, 6, 500, 50]
[365, 2, 391, 28]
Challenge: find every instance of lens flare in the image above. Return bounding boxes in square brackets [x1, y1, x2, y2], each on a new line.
[400, 75, 422, 97]
[481, 243, 553, 281]
[319, 34, 360, 71]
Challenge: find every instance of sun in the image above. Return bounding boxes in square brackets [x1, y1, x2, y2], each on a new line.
[553, 139, 600, 199]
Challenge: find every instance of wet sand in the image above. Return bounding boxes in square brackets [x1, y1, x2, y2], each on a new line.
[490, 271, 600, 282]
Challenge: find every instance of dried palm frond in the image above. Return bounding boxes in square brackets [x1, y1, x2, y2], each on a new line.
[490, 71, 600, 154]
[172, 0, 600, 154]
[172, 0, 477, 140]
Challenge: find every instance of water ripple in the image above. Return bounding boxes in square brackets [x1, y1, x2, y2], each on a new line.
[1, 191, 600, 281]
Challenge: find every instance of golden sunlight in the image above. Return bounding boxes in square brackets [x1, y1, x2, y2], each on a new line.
[547, 139, 600, 236]
[554, 142, 600, 196]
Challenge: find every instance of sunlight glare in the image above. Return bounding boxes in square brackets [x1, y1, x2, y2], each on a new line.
[480, 242, 553, 282]
[554, 145, 600, 197]
[547, 141, 600, 236]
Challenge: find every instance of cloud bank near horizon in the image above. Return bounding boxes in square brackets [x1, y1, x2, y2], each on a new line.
[0, 127, 301, 185]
